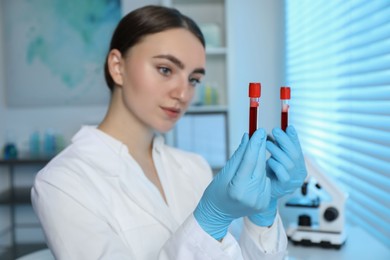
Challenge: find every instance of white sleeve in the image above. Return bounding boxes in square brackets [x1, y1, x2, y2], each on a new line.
[160, 214, 244, 260]
[239, 213, 287, 260]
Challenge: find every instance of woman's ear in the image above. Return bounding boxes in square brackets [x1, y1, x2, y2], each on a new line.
[107, 49, 124, 86]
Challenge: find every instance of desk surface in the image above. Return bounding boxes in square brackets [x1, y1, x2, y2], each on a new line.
[285, 226, 390, 260]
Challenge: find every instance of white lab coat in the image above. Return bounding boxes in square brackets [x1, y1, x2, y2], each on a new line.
[31, 126, 287, 259]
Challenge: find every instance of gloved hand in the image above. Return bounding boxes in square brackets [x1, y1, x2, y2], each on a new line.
[249, 126, 307, 227]
[267, 126, 307, 197]
[194, 129, 271, 241]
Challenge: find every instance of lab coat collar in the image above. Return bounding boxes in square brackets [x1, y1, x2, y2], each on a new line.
[152, 134, 165, 153]
[72, 125, 128, 160]
[73, 126, 179, 232]
[73, 126, 167, 159]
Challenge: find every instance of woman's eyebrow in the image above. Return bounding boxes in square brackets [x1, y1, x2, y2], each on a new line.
[153, 54, 185, 69]
[153, 54, 205, 75]
[193, 68, 206, 75]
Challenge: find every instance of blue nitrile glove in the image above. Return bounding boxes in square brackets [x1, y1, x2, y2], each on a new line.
[248, 198, 278, 227]
[194, 129, 271, 241]
[267, 126, 307, 197]
[249, 126, 307, 226]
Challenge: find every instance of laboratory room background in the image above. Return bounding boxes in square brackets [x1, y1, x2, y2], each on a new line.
[0, 0, 389, 259]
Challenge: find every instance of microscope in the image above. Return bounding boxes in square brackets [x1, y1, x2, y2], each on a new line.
[283, 156, 348, 249]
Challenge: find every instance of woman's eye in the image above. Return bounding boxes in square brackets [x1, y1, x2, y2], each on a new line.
[158, 67, 171, 76]
[189, 78, 201, 87]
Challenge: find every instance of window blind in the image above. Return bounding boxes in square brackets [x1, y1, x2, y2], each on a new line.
[285, 0, 390, 247]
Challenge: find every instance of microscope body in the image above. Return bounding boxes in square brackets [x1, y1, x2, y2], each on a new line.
[284, 156, 348, 249]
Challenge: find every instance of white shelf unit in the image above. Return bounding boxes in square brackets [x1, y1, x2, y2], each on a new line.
[162, 0, 230, 169]
[162, 0, 228, 110]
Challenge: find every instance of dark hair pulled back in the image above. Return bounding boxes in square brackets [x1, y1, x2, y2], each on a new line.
[104, 5, 205, 91]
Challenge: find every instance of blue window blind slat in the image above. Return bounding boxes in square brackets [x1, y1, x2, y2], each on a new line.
[292, 100, 390, 114]
[340, 179, 390, 215]
[347, 4, 390, 35]
[337, 86, 390, 100]
[286, 1, 362, 52]
[344, 20, 390, 50]
[301, 154, 389, 209]
[339, 54, 390, 75]
[296, 129, 390, 175]
[286, 0, 390, 47]
[347, 200, 390, 236]
[292, 85, 390, 99]
[344, 37, 390, 63]
[290, 117, 390, 145]
[289, 70, 390, 88]
[292, 110, 390, 129]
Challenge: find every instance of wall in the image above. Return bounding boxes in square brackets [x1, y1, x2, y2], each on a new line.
[227, 0, 284, 154]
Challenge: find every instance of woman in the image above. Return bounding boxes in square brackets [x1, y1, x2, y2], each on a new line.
[32, 5, 307, 259]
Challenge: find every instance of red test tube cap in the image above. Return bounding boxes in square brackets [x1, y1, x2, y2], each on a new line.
[280, 86, 291, 99]
[249, 82, 261, 97]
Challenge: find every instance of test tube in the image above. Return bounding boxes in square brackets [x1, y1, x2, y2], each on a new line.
[280, 86, 291, 131]
[249, 83, 261, 137]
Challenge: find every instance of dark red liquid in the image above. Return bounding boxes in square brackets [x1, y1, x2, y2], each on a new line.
[249, 106, 258, 137]
[281, 111, 288, 131]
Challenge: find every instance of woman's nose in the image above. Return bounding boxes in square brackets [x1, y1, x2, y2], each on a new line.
[171, 79, 193, 103]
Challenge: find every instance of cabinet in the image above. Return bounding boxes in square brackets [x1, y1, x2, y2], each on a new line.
[162, 0, 230, 170]
[0, 158, 49, 260]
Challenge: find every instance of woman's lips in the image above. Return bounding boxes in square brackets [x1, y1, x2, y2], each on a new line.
[161, 106, 181, 119]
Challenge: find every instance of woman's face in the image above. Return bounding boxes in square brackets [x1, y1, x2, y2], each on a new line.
[111, 28, 206, 133]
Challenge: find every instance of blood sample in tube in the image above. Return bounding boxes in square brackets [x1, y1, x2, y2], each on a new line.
[280, 86, 291, 131]
[249, 83, 261, 137]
